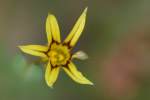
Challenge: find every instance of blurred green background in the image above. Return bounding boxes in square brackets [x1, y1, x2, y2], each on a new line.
[0, 0, 150, 100]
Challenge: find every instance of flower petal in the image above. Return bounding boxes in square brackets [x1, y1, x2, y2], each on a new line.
[64, 7, 87, 47]
[63, 61, 93, 85]
[46, 13, 61, 43]
[46, 15, 52, 45]
[72, 51, 88, 60]
[45, 62, 60, 88]
[19, 45, 48, 58]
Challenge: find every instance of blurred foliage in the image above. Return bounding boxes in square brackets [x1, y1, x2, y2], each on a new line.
[12, 54, 42, 82]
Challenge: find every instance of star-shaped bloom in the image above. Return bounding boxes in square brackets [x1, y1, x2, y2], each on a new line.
[19, 7, 93, 87]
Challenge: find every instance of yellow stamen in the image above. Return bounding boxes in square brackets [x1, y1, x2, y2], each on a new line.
[47, 43, 70, 66]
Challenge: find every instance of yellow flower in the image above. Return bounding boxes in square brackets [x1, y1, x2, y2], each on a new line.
[19, 7, 93, 87]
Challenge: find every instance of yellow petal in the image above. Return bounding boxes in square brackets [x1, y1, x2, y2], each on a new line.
[45, 61, 60, 88]
[46, 15, 52, 45]
[63, 61, 93, 85]
[64, 7, 87, 47]
[19, 45, 48, 58]
[19, 45, 48, 51]
[46, 13, 61, 43]
[72, 51, 88, 60]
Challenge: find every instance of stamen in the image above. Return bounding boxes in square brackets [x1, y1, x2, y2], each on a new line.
[47, 43, 70, 66]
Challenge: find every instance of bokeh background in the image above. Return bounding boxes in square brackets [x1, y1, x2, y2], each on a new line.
[0, 0, 150, 100]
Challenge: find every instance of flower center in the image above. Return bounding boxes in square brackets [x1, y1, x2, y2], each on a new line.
[48, 43, 70, 67]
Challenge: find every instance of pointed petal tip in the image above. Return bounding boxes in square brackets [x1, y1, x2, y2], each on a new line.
[83, 79, 94, 85]
[18, 45, 28, 51]
[18, 45, 25, 50]
[47, 84, 54, 88]
[18, 45, 27, 53]
[84, 7, 88, 14]
[18, 45, 21, 48]
[46, 83, 54, 88]
[88, 81, 94, 85]
[48, 13, 55, 18]
[47, 13, 51, 18]
[47, 13, 55, 19]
